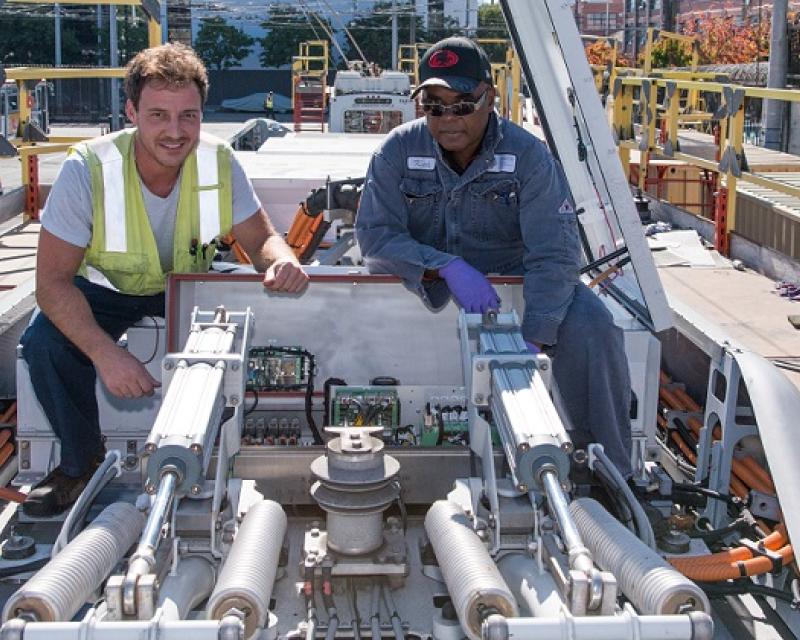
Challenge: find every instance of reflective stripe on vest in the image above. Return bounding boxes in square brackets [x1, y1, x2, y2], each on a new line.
[196, 141, 221, 244]
[89, 136, 127, 252]
[87, 134, 223, 251]
[76, 129, 234, 296]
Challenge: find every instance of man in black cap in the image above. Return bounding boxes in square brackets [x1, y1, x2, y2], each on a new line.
[355, 37, 635, 477]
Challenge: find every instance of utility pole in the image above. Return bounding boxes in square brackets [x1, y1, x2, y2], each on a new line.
[410, 2, 416, 46]
[54, 3, 62, 114]
[633, 0, 640, 61]
[763, 0, 788, 150]
[622, 0, 628, 55]
[391, 0, 398, 70]
[160, 0, 168, 43]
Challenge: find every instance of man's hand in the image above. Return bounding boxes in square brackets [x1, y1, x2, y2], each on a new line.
[440, 258, 500, 313]
[94, 345, 161, 399]
[263, 257, 309, 293]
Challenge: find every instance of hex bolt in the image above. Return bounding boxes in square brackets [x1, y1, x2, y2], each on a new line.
[230, 396, 240, 406]
[517, 483, 528, 492]
[20, 441, 29, 450]
[190, 444, 203, 456]
[539, 362, 549, 371]
[476, 362, 485, 372]
[191, 484, 202, 495]
[164, 361, 174, 371]
[144, 443, 156, 454]
[231, 362, 240, 371]
[474, 394, 484, 404]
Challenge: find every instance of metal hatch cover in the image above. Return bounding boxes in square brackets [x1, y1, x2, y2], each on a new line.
[499, 0, 672, 332]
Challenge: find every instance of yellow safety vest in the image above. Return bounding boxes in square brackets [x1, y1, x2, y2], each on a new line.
[74, 129, 233, 295]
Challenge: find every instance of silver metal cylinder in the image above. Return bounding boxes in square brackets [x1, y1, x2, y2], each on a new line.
[424, 500, 518, 640]
[496, 554, 563, 618]
[158, 557, 216, 621]
[541, 470, 593, 575]
[489, 362, 570, 491]
[2, 502, 144, 623]
[138, 470, 178, 562]
[569, 498, 710, 615]
[207, 500, 288, 639]
[483, 609, 713, 640]
[325, 511, 384, 556]
[310, 428, 400, 555]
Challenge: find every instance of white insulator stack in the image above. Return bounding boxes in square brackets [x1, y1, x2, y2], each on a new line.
[207, 500, 287, 639]
[2, 502, 144, 622]
[424, 500, 518, 640]
[569, 498, 710, 614]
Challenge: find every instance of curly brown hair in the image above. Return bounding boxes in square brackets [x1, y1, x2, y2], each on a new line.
[124, 43, 209, 108]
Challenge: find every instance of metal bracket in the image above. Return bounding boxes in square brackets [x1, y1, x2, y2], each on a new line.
[470, 353, 549, 407]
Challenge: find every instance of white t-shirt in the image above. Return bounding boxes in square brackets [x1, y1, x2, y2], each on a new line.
[41, 149, 262, 273]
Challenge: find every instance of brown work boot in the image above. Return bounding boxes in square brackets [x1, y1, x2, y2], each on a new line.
[22, 459, 102, 518]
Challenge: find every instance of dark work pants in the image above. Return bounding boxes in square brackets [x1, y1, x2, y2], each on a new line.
[548, 283, 633, 477]
[20, 277, 165, 477]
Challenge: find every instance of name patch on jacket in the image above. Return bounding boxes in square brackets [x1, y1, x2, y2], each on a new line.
[407, 156, 436, 171]
[487, 154, 517, 173]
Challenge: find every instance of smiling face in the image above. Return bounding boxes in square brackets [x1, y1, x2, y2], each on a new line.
[125, 80, 203, 184]
[423, 83, 495, 169]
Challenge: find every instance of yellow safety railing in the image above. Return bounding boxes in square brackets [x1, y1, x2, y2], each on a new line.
[612, 74, 800, 254]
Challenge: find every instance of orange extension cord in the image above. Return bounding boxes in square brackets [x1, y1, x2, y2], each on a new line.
[658, 373, 794, 581]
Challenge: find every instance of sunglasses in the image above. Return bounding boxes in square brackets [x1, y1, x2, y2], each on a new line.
[420, 90, 489, 117]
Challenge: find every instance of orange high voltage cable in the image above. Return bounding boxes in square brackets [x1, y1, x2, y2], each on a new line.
[659, 373, 774, 495]
[656, 415, 748, 498]
[669, 525, 794, 581]
[0, 402, 16, 424]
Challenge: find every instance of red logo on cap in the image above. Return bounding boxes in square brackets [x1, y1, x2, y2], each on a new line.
[429, 50, 459, 68]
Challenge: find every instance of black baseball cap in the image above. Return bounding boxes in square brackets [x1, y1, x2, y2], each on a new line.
[412, 37, 493, 98]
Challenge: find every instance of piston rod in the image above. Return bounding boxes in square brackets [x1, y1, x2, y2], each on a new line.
[123, 470, 179, 616]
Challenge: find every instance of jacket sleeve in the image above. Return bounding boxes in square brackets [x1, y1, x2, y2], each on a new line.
[518, 144, 582, 345]
[356, 148, 455, 306]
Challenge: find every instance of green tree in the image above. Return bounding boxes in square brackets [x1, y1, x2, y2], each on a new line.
[346, 2, 425, 70]
[476, 3, 510, 62]
[194, 17, 254, 71]
[0, 11, 82, 65]
[259, 7, 333, 68]
[649, 38, 692, 68]
[92, 8, 149, 65]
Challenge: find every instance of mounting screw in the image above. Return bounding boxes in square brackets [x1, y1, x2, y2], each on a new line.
[144, 443, 156, 454]
[20, 441, 29, 450]
[474, 394, 484, 404]
[476, 362, 485, 372]
[164, 361, 174, 371]
[539, 362, 549, 371]
[517, 483, 528, 493]
[230, 396, 240, 406]
[190, 444, 203, 456]
[231, 362, 240, 371]
[191, 484, 202, 495]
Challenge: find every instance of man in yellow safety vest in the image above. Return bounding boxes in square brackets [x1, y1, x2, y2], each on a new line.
[264, 91, 275, 119]
[20, 43, 308, 516]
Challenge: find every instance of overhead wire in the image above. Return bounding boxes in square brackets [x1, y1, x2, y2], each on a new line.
[318, 0, 369, 66]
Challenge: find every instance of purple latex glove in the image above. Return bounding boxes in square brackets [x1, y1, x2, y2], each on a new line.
[440, 258, 501, 313]
[524, 341, 541, 354]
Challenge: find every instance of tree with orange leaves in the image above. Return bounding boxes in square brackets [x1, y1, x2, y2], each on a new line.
[681, 15, 770, 64]
[584, 39, 631, 67]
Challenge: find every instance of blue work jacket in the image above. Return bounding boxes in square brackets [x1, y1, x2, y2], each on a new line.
[355, 113, 582, 345]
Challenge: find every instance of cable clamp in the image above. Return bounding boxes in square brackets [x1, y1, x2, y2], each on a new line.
[740, 538, 784, 575]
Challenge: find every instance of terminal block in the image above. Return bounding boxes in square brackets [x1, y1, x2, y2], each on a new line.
[246, 346, 310, 391]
